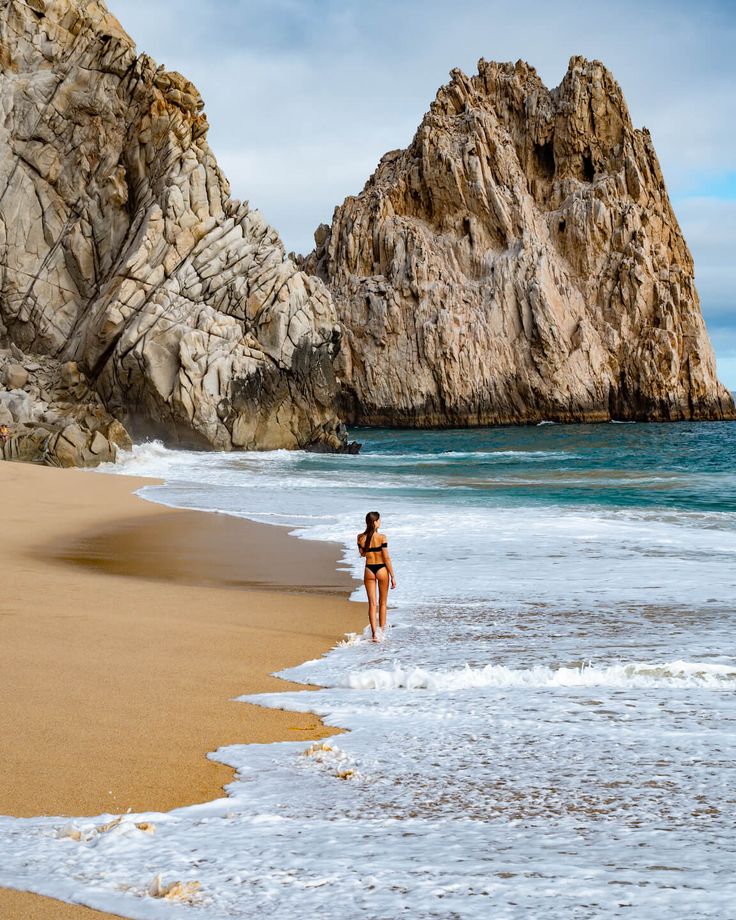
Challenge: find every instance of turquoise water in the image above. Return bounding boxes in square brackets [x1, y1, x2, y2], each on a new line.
[350, 421, 736, 513]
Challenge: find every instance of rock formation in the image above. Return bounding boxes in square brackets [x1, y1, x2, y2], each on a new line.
[305, 57, 735, 426]
[0, 343, 131, 466]
[0, 0, 350, 455]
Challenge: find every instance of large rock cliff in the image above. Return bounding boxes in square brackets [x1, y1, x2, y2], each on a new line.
[0, 0, 349, 453]
[305, 57, 735, 426]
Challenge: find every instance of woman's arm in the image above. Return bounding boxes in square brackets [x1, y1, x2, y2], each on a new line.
[357, 534, 365, 557]
[381, 536, 397, 588]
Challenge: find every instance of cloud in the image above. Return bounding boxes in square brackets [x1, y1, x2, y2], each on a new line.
[673, 197, 736, 386]
[107, 0, 735, 386]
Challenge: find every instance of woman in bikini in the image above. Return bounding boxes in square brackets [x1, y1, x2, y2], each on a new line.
[357, 511, 396, 642]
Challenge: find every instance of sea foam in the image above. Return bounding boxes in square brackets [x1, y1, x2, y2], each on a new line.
[341, 659, 736, 691]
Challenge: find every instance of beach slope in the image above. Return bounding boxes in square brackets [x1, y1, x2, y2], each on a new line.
[0, 462, 361, 918]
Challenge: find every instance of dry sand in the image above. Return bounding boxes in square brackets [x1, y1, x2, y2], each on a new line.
[0, 461, 363, 919]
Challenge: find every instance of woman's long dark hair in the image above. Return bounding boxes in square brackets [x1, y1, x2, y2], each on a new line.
[360, 511, 380, 553]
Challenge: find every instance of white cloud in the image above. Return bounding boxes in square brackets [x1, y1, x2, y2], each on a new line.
[675, 198, 736, 386]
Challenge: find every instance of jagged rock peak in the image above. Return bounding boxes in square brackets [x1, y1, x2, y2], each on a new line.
[305, 55, 734, 426]
[0, 0, 351, 453]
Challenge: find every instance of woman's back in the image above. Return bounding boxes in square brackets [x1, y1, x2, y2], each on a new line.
[358, 532, 388, 555]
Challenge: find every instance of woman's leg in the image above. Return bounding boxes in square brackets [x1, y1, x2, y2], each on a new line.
[363, 570, 378, 639]
[377, 567, 390, 632]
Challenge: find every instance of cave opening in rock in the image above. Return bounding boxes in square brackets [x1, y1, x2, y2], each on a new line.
[559, 218, 566, 233]
[582, 151, 595, 182]
[534, 140, 555, 179]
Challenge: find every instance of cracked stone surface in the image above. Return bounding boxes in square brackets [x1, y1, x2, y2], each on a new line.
[0, 0, 348, 453]
[304, 57, 735, 426]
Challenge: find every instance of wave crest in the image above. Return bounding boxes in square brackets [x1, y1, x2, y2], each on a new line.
[343, 659, 736, 691]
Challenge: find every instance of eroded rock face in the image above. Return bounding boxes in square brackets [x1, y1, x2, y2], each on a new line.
[0, 0, 348, 452]
[305, 57, 735, 426]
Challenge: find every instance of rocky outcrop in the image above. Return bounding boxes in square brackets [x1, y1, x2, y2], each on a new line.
[0, 342, 131, 466]
[305, 57, 735, 426]
[0, 0, 349, 453]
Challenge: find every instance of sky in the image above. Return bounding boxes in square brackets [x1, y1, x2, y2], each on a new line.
[108, 0, 736, 389]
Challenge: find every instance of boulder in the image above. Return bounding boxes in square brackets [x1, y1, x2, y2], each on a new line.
[0, 390, 35, 424]
[3, 364, 28, 390]
[106, 420, 133, 453]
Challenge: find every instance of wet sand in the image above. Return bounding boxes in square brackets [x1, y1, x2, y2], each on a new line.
[0, 461, 362, 919]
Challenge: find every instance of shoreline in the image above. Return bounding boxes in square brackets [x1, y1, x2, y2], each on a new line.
[0, 461, 363, 919]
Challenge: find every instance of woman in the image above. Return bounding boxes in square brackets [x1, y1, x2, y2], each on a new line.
[357, 511, 396, 642]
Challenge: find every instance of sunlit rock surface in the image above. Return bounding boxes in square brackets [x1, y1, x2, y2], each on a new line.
[0, 0, 349, 453]
[305, 57, 734, 426]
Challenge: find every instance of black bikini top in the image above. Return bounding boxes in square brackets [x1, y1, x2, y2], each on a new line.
[361, 541, 387, 554]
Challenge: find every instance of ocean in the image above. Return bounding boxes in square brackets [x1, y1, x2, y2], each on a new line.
[1, 421, 735, 918]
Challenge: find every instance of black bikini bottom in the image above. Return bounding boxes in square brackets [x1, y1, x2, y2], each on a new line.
[366, 563, 387, 575]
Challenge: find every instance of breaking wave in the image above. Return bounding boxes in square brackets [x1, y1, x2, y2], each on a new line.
[342, 659, 736, 691]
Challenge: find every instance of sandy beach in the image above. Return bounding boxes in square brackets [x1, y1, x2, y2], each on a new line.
[0, 462, 362, 919]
